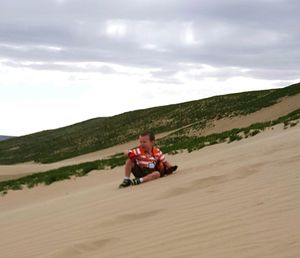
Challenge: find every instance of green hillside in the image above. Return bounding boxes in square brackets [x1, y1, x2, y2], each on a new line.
[0, 82, 299, 165]
[2, 106, 300, 195]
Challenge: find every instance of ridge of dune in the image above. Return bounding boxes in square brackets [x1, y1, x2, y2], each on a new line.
[0, 123, 300, 258]
[0, 131, 175, 181]
[1, 93, 300, 182]
[190, 93, 300, 136]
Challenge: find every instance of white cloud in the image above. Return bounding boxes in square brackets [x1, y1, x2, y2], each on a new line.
[0, 0, 299, 135]
[105, 20, 128, 37]
[182, 22, 200, 45]
[141, 43, 169, 52]
[1, 56, 295, 136]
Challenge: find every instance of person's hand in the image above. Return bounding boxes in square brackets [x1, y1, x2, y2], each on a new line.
[165, 165, 178, 175]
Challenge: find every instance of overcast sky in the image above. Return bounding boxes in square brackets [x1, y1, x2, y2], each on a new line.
[1, 0, 299, 136]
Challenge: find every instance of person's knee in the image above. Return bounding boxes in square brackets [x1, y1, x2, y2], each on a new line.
[152, 171, 161, 179]
[125, 158, 134, 166]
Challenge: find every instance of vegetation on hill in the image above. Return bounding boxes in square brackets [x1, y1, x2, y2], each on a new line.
[158, 108, 300, 153]
[0, 82, 299, 165]
[0, 153, 126, 196]
[1, 108, 299, 196]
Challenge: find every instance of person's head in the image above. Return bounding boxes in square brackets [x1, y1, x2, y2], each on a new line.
[139, 131, 155, 151]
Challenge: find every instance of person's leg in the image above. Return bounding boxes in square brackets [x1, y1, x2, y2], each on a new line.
[131, 169, 160, 185]
[142, 171, 160, 182]
[124, 158, 135, 178]
[119, 159, 135, 188]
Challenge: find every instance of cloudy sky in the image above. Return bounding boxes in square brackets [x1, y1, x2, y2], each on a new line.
[1, 0, 299, 136]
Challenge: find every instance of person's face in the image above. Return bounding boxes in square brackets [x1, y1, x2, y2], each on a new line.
[139, 135, 154, 151]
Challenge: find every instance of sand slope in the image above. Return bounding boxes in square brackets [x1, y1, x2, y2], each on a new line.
[0, 131, 174, 181]
[0, 123, 300, 258]
[1, 93, 300, 182]
[191, 93, 300, 136]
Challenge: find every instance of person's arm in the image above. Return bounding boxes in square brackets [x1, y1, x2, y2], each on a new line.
[125, 148, 139, 161]
[164, 160, 172, 169]
[157, 149, 172, 168]
[158, 149, 178, 174]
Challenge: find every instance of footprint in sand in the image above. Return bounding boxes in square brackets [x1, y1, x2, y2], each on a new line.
[54, 238, 116, 258]
[158, 163, 265, 200]
[158, 175, 228, 200]
[93, 209, 165, 229]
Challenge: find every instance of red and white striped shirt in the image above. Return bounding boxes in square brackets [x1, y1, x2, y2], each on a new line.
[128, 146, 166, 169]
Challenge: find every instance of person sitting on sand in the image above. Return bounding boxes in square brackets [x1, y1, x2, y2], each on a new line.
[119, 131, 178, 188]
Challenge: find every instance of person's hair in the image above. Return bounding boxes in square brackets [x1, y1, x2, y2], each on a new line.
[140, 131, 155, 141]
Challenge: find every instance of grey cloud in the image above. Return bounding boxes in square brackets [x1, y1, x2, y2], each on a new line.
[0, 0, 299, 81]
[2, 60, 120, 74]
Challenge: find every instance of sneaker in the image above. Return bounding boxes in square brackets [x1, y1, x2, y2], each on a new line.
[132, 178, 141, 185]
[165, 165, 178, 175]
[119, 178, 132, 188]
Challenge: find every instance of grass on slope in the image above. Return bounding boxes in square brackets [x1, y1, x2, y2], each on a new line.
[1, 108, 299, 196]
[0, 153, 126, 196]
[158, 108, 300, 154]
[0, 83, 299, 164]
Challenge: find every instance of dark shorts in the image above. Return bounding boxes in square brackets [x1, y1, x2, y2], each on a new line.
[131, 163, 157, 178]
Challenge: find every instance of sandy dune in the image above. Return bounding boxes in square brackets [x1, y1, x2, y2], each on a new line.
[1, 93, 300, 182]
[0, 131, 174, 181]
[1, 123, 299, 258]
[193, 93, 300, 136]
